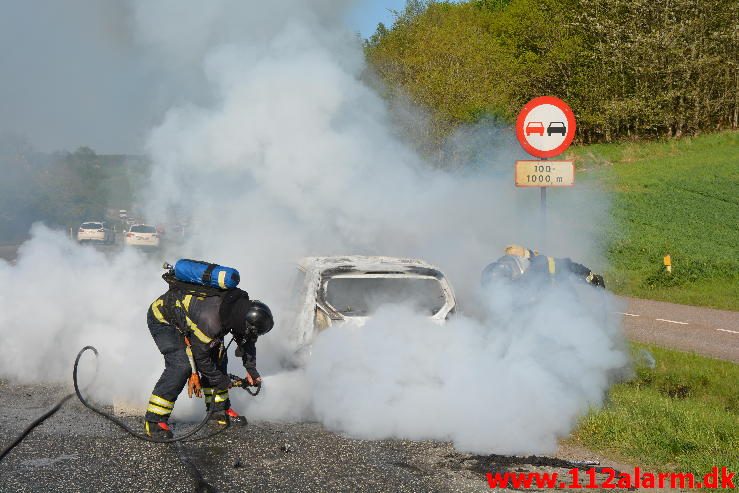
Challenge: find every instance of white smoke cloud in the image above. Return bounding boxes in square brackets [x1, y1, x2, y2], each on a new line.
[0, 225, 163, 395]
[237, 285, 626, 455]
[0, 0, 627, 455]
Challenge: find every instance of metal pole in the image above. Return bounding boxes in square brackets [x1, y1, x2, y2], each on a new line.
[540, 158, 547, 249]
[540, 187, 546, 217]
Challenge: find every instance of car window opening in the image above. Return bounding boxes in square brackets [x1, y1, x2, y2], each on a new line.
[324, 277, 446, 317]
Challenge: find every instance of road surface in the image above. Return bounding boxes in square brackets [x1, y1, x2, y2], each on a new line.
[618, 297, 739, 363]
[1, 295, 732, 491]
[0, 381, 633, 493]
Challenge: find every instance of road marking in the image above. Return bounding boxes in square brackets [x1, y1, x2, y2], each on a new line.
[716, 328, 739, 335]
[655, 318, 689, 325]
[617, 312, 640, 317]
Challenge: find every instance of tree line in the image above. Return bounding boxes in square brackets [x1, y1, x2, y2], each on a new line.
[365, 0, 737, 146]
[0, 135, 146, 242]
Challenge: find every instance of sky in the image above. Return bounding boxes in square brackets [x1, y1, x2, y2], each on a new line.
[0, 0, 409, 154]
[346, 0, 406, 37]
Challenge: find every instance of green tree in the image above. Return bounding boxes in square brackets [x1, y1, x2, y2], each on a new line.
[365, 0, 738, 148]
[55, 147, 109, 221]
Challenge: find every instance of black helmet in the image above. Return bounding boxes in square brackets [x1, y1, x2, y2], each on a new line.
[243, 300, 274, 337]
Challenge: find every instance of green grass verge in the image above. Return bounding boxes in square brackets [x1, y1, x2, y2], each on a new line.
[571, 343, 739, 476]
[572, 131, 739, 310]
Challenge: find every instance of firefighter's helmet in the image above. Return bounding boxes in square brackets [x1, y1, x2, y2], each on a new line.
[481, 255, 530, 285]
[244, 300, 274, 337]
[504, 244, 533, 259]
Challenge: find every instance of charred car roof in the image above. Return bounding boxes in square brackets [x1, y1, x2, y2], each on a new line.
[297, 256, 446, 278]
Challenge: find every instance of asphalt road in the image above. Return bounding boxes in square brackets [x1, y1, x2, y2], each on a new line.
[0, 381, 635, 493]
[2, 292, 733, 491]
[618, 296, 739, 363]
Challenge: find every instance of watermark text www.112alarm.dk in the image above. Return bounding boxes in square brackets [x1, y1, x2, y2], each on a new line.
[486, 466, 735, 489]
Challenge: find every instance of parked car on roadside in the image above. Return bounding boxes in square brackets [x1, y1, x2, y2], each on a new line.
[124, 224, 160, 248]
[77, 221, 114, 244]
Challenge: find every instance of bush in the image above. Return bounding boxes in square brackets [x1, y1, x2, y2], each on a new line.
[365, 0, 737, 148]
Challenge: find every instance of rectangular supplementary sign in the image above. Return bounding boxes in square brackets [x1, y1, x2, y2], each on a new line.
[515, 160, 574, 187]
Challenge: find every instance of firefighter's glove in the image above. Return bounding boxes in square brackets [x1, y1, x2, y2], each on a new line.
[587, 273, 606, 288]
[187, 372, 202, 398]
[245, 367, 262, 387]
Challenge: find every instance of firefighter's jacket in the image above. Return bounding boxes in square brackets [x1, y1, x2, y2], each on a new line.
[526, 255, 592, 281]
[150, 289, 257, 390]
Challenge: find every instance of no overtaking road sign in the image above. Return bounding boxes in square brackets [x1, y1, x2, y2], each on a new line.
[513, 96, 577, 236]
[516, 96, 576, 159]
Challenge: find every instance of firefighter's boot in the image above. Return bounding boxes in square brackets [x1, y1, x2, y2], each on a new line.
[145, 420, 174, 440]
[210, 408, 247, 427]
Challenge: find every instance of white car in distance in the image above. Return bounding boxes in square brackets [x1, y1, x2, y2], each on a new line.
[124, 224, 160, 248]
[77, 222, 114, 244]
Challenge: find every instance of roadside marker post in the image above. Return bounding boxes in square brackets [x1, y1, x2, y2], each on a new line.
[664, 254, 672, 274]
[515, 96, 577, 244]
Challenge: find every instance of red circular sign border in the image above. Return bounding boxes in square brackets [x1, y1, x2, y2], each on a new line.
[515, 96, 576, 158]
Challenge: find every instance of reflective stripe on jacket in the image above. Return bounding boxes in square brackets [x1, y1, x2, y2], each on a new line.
[149, 289, 257, 389]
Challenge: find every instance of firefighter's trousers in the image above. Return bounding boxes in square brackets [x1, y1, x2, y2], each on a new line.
[144, 308, 230, 423]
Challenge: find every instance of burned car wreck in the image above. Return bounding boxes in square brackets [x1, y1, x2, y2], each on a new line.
[287, 256, 457, 348]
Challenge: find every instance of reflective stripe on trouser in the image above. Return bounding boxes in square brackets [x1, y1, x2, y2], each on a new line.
[203, 387, 214, 405]
[146, 309, 190, 423]
[203, 388, 230, 411]
[147, 394, 174, 417]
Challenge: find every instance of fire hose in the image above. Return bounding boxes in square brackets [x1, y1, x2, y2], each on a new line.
[229, 374, 261, 396]
[0, 394, 75, 463]
[0, 345, 261, 463]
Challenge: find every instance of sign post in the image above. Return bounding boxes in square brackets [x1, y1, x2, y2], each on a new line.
[515, 96, 577, 245]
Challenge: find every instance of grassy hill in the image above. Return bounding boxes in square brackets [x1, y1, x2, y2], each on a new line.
[572, 131, 738, 310]
[572, 342, 739, 476]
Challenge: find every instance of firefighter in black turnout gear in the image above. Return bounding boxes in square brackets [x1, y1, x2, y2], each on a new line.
[144, 278, 274, 439]
[481, 244, 606, 288]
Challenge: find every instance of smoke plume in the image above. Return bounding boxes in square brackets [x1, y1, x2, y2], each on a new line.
[0, 0, 626, 455]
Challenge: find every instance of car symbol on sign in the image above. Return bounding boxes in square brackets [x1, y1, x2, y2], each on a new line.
[525, 121, 545, 136]
[547, 121, 567, 136]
